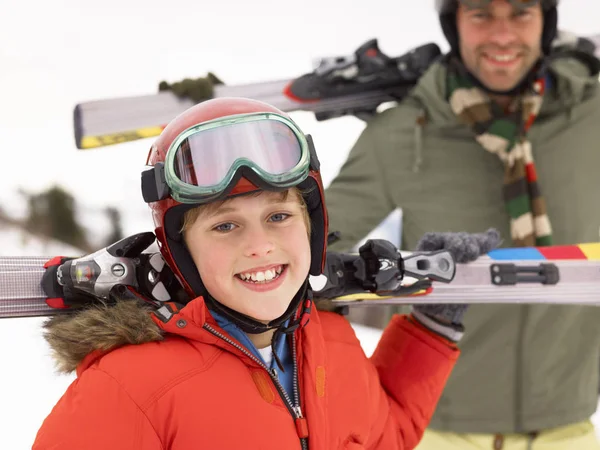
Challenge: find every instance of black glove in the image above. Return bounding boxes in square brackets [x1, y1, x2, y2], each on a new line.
[411, 228, 502, 342]
[158, 72, 224, 103]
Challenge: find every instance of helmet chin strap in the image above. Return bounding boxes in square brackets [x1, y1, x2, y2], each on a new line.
[203, 279, 313, 372]
[204, 280, 309, 334]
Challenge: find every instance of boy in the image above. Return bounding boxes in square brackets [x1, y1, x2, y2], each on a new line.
[34, 97, 470, 449]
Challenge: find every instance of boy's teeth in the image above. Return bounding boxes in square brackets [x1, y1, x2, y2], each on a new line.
[239, 266, 283, 283]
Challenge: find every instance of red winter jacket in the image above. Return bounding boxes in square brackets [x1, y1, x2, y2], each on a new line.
[33, 297, 459, 449]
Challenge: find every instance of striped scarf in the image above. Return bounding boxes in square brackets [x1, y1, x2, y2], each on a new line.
[445, 60, 553, 247]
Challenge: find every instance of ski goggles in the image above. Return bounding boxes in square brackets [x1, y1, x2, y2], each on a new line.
[459, 0, 540, 9]
[143, 112, 313, 204]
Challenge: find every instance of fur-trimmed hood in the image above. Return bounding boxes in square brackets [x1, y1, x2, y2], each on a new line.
[43, 300, 164, 374]
[42, 289, 317, 375]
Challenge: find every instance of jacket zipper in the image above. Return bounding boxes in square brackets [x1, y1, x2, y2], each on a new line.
[291, 333, 308, 450]
[203, 324, 308, 449]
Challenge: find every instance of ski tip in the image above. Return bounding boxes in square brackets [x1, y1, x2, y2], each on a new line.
[282, 78, 320, 104]
[73, 104, 84, 150]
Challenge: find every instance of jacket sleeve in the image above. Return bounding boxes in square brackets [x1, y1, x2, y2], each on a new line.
[365, 314, 460, 449]
[32, 368, 163, 450]
[324, 116, 397, 252]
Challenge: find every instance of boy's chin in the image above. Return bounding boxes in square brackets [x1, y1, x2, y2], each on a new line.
[243, 297, 295, 323]
[248, 305, 292, 323]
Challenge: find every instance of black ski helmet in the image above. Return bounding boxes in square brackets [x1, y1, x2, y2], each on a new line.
[435, 0, 559, 55]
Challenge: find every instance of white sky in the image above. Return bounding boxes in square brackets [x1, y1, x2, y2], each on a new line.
[1, 0, 600, 448]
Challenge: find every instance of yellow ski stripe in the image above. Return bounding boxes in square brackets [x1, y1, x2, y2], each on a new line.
[578, 243, 600, 260]
[79, 126, 165, 150]
[332, 290, 428, 302]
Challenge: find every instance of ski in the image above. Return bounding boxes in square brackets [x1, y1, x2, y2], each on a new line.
[72, 33, 600, 151]
[73, 40, 441, 150]
[0, 232, 183, 319]
[328, 243, 600, 308]
[1, 256, 51, 318]
[0, 233, 456, 319]
[1, 237, 598, 319]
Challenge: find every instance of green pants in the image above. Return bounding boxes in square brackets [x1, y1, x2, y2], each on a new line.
[415, 420, 600, 450]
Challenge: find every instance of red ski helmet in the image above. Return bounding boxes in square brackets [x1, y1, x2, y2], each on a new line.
[141, 97, 328, 299]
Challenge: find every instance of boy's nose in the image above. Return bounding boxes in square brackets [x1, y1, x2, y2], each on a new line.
[243, 227, 276, 258]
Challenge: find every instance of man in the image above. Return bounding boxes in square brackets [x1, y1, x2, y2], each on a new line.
[323, 0, 600, 448]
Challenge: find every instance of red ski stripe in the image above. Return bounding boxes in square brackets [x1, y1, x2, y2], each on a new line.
[537, 245, 588, 260]
[43, 256, 64, 268]
[411, 287, 434, 296]
[282, 81, 319, 103]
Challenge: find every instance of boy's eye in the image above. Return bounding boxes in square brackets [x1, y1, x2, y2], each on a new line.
[269, 213, 290, 223]
[214, 222, 236, 232]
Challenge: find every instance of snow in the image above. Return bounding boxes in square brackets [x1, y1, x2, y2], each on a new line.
[0, 224, 85, 257]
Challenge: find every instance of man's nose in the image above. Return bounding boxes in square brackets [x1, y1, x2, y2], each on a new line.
[487, 18, 519, 48]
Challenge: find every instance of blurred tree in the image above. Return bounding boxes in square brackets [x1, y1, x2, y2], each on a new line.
[22, 185, 92, 252]
[104, 206, 124, 246]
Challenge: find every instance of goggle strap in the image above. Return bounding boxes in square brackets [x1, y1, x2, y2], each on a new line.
[142, 162, 170, 203]
[307, 134, 321, 172]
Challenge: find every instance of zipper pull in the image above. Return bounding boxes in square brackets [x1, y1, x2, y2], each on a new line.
[294, 406, 309, 439]
[293, 405, 303, 419]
